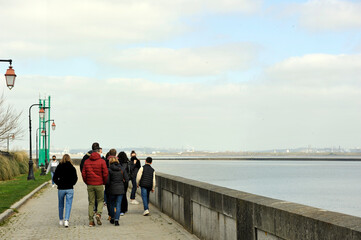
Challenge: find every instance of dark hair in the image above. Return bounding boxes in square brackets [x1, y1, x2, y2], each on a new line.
[91, 142, 100, 150]
[131, 150, 136, 155]
[146, 157, 152, 164]
[117, 151, 129, 164]
[52, 155, 56, 158]
[109, 148, 117, 156]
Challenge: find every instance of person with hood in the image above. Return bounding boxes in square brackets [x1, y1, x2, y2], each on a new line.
[117, 151, 130, 216]
[107, 157, 129, 226]
[53, 154, 78, 228]
[82, 146, 108, 227]
[129, 150, 141, 204]
[46, 155, 59, 187]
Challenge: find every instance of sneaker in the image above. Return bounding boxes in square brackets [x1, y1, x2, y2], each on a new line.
[130, 199, 139, 205]
[52, 184, 55, 188]
[59, 220, 64, 226]
[95, 214, 102, 225]
[114, 220, 119, 226]
[110, 218, 114, 224]
[143, 210, 150, 216]
[89, 221, 95, 227]
[120, 213, 124, 216]
[64, 220, 69, 228]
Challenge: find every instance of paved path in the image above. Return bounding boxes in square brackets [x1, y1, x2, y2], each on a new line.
[0, 167, 198, 240]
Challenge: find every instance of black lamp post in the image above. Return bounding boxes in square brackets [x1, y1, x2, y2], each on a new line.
[28, 104, 43, 180]
[0, 59, 16, 89]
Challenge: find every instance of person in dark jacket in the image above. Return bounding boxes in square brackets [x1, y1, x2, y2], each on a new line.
[104, 148, 117, 220]
[129, 150, 141, 204]
[117, 151, 130, 215]
[53, 154, 78, 228]
[107, 157, 129, 226]
[82, 148, 108, 227]
[136, 157, 156, 216]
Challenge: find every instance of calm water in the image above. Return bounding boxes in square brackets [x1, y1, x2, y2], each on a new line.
[152, 160, 361, 218]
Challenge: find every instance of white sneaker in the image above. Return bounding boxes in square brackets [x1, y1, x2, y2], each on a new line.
[59, 220, 64, 226]
[143, 210, 150, 216]
[64, 220, 69, 227]
[131, 199, 139, 205]
[120, 213, 124, 216]
[52, 184, 55, 188]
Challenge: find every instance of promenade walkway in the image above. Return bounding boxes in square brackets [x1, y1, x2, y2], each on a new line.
[0, 167, 198, 240]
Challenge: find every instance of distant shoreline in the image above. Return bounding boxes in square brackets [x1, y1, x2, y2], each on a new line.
[149, 156, 361, 161]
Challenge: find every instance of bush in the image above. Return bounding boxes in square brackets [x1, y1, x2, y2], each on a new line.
[0, 151, 32, 181]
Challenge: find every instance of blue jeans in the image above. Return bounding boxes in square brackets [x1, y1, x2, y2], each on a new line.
[51, 172, 55, 184]
[141, 187, 150, 211]
[130, 178, 137, 199]
[58, 189, 74, 221]
[110, 194, 124, 220]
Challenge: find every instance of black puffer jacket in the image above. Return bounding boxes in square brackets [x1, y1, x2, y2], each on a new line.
[107, 162, 129, 195]
[130, 156, 141, 179]
[53, 161, 78, 190]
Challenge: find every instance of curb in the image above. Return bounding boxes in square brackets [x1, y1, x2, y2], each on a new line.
[0, 181, 50, 224]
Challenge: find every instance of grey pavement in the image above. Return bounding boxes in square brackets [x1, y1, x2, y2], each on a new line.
[0, 167, 198, 240]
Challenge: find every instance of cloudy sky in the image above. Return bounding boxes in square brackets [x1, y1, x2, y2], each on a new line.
[1, 0, 361, 152]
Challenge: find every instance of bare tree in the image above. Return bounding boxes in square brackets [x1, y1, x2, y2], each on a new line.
[0, 94, 23, 148]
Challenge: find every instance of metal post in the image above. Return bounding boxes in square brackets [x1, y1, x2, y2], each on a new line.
[28, 103, 42, 180]
[36, 128, 39, 167]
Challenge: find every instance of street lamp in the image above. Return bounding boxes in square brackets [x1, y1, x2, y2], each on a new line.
[43, 120, 56, 168]
[0, 59, 16, 89]
[28, 104, 43, 180]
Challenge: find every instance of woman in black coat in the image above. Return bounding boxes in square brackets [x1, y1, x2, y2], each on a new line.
[117, 151, 130, 215]
[129, 150, 141, 204]
[53, 154, 78, 228]
[107, 157, 129, 226]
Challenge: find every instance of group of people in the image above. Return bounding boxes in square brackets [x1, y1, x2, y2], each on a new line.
[50, 142, 156, 228]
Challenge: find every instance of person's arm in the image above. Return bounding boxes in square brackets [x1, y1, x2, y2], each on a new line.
[102, 161, 109, 185]
[81, 162, 87, 184]
[46, 162, 51, 174]
[136, 167, 143, 187]
[152, 171, 156, 192]
[72, 166, 78, 186]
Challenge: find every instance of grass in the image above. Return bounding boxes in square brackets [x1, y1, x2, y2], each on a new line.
[0, 170, 51, 214]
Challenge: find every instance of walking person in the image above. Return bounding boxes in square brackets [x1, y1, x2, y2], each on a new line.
[117, 151, 130, 216]
[46, 155, 59, 187]
[53, 154, 78, 227]
[136, 157, 156, 216]
[82, 146, 108, 227]
[129, 150, 141, 204]
[107, 157, 129, 226]
[105, 148, 117, 220]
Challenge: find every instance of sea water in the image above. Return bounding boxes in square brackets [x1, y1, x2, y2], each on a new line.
[152, 160, 361, 218]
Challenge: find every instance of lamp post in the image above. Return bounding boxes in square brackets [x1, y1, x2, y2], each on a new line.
[7, 133, 15, 152]
[42, 120, 56, 168]
[28, 104, 43, 180]
[0, 59, 16, 89]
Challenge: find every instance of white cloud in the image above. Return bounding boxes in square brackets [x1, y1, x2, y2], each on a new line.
[266, 53, 361, 86]
[0, 0, 261, 59]
[287, 0, 361, 31]
[105, 43, 259, 76]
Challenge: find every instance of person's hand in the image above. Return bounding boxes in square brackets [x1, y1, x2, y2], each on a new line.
[134, 160, 137, 164]
[151, 189, 154, 193]
[137, 185, 139, 188]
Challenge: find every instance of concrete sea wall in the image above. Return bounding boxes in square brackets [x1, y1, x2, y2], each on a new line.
[149, 172, 361, 240]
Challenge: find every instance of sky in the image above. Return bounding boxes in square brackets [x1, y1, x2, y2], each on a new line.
[1, 0, 361, 152]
